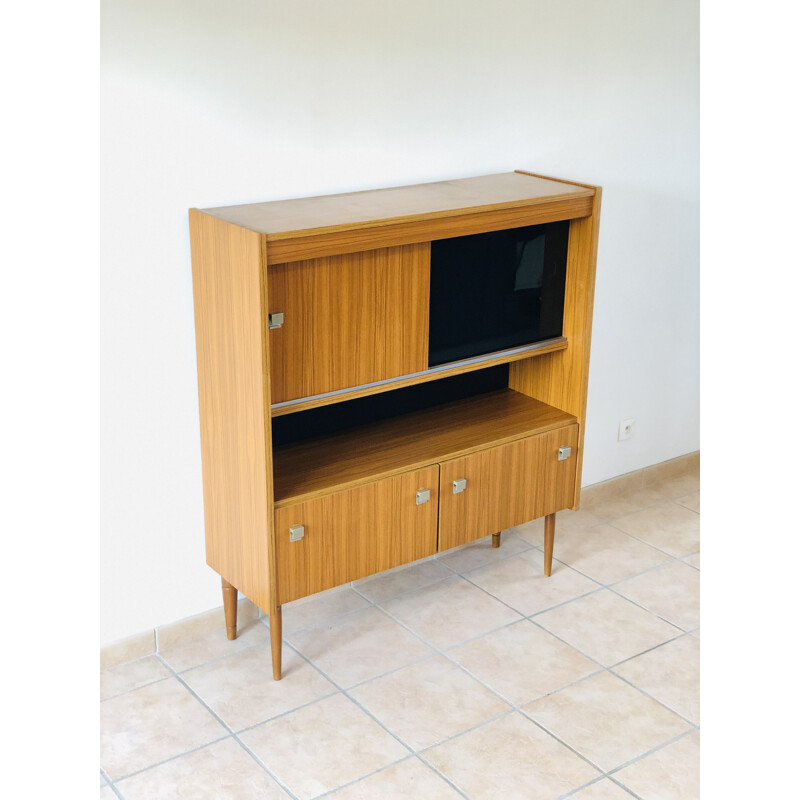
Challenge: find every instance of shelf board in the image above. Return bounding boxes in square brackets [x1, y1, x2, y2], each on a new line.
[272, 389, 576, 508]
[270, 337, 568, 417]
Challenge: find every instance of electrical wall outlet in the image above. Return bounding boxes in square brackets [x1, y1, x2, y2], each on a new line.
[618, 418, 635, 441]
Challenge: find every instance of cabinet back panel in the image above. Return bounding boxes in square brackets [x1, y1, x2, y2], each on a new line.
[267, 243, 430, 403]
[271, 365, 509, 448]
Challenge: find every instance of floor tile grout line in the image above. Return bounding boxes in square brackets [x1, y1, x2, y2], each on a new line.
[304, 753, 414, 800]
[99, 767, 120, 797]
[522, 702, 696, 795]
[527, 613, 697, 727]
[357, 563, 695, 742]
[308, 754, 417, 800]
[274, 639, 475, 798]
[173, 670, 305, 800]
[280, 639, 419, 759]
[230, 688, 343, 737]
[607, 630, 695, 669]
[338, 651, 440, 692]
[352, 582, 523, 656]
[350, 584, 616, 790]
[308, 586, 598, 797]
[523, 613, 696, 723]
[107, 733, 233, 785]
[104, 780, 126, 799]
[150, 652, 304, 800]
[602, 556, 683, 588]
[524, 586, 605, 620]
[437, 534, 537, 576]
[228, 732, 303, 800]
[556, 773, 633, 800]
[605, 726, 699, 779]
[608, 667, 699, 728]
[525, 616, 614, 672]
[104, 617, 696, 792]
[100, 673, 175, 703]
[355, 581, 611, 709]
[605, 518, 696, 560]
[603, 584, 692, 634]
[604, 775, 645, 800]
[171, 637, 271, 677]
[412, 752, 477, 800]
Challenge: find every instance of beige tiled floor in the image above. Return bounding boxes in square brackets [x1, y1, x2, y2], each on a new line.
[100, 460, 700, 799]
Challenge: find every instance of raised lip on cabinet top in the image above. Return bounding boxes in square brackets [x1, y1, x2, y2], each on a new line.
[198, 171, 595, 240]
[272, 388, 577, 508]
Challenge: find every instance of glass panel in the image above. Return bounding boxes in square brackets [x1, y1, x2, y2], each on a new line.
[428, 221, 569, 367]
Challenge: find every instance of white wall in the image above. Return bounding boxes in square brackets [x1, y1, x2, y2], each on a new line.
[101, 0, 699, 645]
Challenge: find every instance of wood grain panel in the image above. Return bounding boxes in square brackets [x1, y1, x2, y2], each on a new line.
[509, 189, 601, 508]
[271, 337, 568, 416]
[189, 210, 274, 612]
[203, 172, 593, 236]
[274, 466, 439, 603]
[263, 197, 592, 263]
[273, 389, 576, 508]
[268, 244, 429, 403]
[438, 425, 579, 551]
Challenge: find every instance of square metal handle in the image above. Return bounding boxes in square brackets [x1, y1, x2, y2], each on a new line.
[268, 312, 284, 329]
[289, 524, 305, 542]
[453, 478, 467, 494]
[558, 446, 572, 461]
[416, 489, 430, 505]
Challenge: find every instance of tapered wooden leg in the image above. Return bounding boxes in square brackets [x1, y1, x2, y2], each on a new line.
[270, 606, 282, 681]
[221, 578, 238, 640]
[543, 513, 555, 577]
[491, 531, 501, 548]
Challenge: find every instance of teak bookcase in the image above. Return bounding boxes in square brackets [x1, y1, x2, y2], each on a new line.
[189, 171, 601, 680]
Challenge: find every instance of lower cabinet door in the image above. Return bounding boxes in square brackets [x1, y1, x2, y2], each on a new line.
[438, 424, 579, 552]
[275, 465, 439, 604]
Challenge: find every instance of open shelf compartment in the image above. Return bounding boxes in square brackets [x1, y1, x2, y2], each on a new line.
[272, 388, 576, 508]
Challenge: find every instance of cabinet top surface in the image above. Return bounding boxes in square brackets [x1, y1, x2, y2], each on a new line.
[199, 171, 595, 239]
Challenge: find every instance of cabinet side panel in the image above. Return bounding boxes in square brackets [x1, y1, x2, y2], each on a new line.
[189, 210, 272, 611]
[508, 190, 601, 507]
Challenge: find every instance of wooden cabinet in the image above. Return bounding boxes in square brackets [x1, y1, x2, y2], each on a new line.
[438, 425, 579, 551]
[275, 466, 439, 604]
[190, 171, 601, 679]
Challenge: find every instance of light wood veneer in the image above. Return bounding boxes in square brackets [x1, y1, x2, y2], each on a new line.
[189, 170, 601, 679]
[268, 243, 429, 403]
[275, 465, 440, 604]
[272, 389, 576, 508]
[438, 424, 579, 551]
